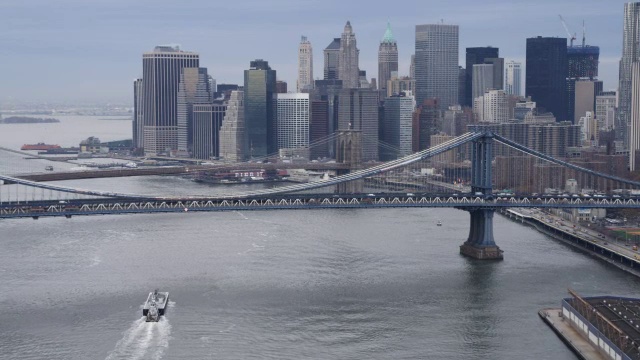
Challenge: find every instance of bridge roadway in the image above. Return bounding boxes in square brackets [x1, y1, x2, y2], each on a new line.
[5, 193, 640, 219]
[13, 162, 353, 182]
[505, 208, 640, 274]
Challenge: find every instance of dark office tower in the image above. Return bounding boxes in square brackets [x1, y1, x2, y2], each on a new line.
[568, 46, 599, 79]
[324, 38, 341, 80]
[177, 67, 212, 155]
[566, 45, 600, 123]
[619, 2, 640, 148]
[276, 81, 288, 94]
[314, 79, 343, 157]
[133, 79, 144, 150]
[339, 21, 360, 89]
[244, 59, 277, 158]
[142, 45, 199, 155]
[378, 22, 398, 97]
[192, 102, 226, 160]
[458, 67, 466, 107]
[415, 24, 459, 109]
[484, 57, 504, 91]
[464, 47, 499, 106]
[413, 99, 441, 151]
[382, 94, 413, 160]
[410, 54, 415, 80]
[526, 37, 568, 121]
[310, 100, 329, 159]
[338, 88, 379, 161]
[215, 84, 239, 99]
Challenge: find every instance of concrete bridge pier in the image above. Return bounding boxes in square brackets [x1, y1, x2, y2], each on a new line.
[335, 129, 363, 194]
[460, 209, 503, 260]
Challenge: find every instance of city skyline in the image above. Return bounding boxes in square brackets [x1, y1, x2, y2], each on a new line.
[0, 0, 630, 103]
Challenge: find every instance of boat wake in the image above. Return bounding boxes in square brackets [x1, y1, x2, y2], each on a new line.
[105, 303, 174, 360]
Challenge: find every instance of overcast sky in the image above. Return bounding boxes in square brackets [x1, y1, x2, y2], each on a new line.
[0, 0, 630, 104]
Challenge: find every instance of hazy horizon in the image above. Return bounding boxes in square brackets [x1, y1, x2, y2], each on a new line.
[0, 0, 630, 104]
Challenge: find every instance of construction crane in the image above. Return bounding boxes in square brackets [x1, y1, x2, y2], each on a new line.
[559, 15, 577, 47]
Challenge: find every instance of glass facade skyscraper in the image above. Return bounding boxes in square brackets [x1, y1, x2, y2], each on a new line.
[526, 37, 568, 122]
[415, 24, 459, 109]
[142, 45, 199, 155]
[465, 47, 499, 106]
[243, 59, 277, 158]
[619, 2, 640, 148]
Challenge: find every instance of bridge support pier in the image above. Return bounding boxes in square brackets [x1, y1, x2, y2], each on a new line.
[335, 130, 363, 194]
[460, 209, 503, 260]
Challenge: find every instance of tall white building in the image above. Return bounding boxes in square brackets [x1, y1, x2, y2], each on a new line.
[474, 90, 509, 123]
[578, 111, 598, 146]
[297, 36, 313, 92]
[619, 2, 640, 148]
[630, 62, 640, 171]
[142, 45, 199, 155]
[596, 91, 617, 130]
[219, 91, 245, 162]
[505, 60, 522, 96]
[276, 93, 310, 151]
[339, 21, 360, 89]
[414, 24, 459, 109]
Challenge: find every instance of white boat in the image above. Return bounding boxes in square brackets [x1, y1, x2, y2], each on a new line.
[437, 220, 442, 226]
[143, 289, 169, 322]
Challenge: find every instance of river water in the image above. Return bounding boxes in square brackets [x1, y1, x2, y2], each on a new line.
[1, 116, 640, 359]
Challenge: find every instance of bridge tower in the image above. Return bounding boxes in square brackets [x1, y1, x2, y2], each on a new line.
[335, 129, 363, 193]
[460, 132, 504, 260]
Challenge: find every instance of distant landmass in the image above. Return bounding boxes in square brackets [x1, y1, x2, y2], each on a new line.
[0, 116, 60, 124]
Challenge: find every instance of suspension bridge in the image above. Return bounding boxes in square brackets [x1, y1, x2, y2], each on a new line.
[3, 130, 640, 260]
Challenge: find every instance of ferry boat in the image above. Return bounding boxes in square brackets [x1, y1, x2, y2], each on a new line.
[142, 289, 169, 322]
[21, 143, 61, 151]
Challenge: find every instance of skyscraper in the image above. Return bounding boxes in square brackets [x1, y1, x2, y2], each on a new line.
[310, 100, 329, 159]
[219, 90, 245, 162]
[567, 45, 600, 124]
[133, 78, 144, 150]
[526, 37, 568, 121]
[142, 45, 199, 155]
[619, 2, 640, 148]
[630, 62, 640, 170]
[277, 93, 310, 151]
[244, 59, 277, 158]
[378, 22, 398, 97]
[338, 88, 379, 161]
[472, 64, 494, 101]
[382, 94, 413, 160]
[323, 38, 341, 80]
[410, 54, 415, 80]
[415, 24, 459, 109]
[192, 102, 226, 160]
[177, 67, 212, 155]
[297, 36, 313, 92]
[339, 21, 360, 89]
[573, 80, 603, 124]
[465, 47, 499, 106]
[505, 61, 522, 96]
[314, 79, 343, 158]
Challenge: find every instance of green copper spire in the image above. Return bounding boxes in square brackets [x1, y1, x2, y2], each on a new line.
[381, 21, 395, 44]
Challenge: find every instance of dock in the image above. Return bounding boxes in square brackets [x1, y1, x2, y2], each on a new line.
[538, 308, 606, 360]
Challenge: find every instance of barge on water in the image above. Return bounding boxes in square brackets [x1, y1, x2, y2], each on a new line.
[142, 289, 169, 322]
